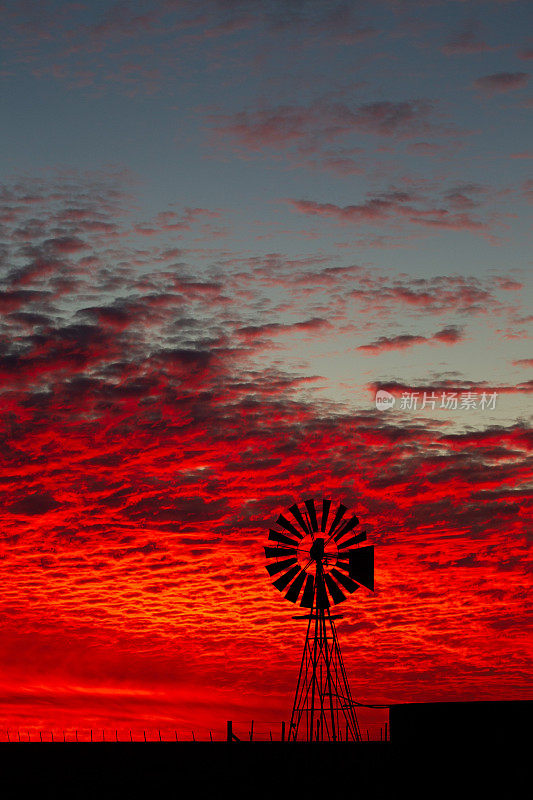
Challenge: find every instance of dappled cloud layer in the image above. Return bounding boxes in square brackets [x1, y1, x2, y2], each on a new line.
[0, 174, 531, 738]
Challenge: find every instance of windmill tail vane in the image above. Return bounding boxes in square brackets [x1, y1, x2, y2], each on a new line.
[264, 497, 375, 742]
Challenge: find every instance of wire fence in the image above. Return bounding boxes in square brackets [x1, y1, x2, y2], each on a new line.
[0, 728, 208, 743]
[0, 720, 389, 743]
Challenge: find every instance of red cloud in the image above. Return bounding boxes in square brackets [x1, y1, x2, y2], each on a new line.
[215, 105, 317, 151]
[351, 100, 434, 136]
[433, 326, 464, 343]
[518, 46, 533, 61]
[358, 333, 427, 352]
[287, 190, 489, 233]
[473, 72, 529, 93]
[0, 288, 50, 311]
[237, 317, 332, 343]
[442, 19, 495, 55]
[212, 97, 450, 168]
[134, 207, 221, 236]
[45, 235, 88, 254]
[358, 326, 464, 353]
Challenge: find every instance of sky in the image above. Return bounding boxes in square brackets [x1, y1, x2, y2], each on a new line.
[0, 0, 531, 741]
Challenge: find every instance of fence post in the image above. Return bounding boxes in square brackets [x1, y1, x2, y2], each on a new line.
[281, 721, 286, 742]
[227, 721, 240, 741]
[249, 720, 254, 741]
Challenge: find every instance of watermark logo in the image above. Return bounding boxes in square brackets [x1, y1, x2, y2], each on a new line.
[375, 389, 396, 411]
[375, 389, 498, 412]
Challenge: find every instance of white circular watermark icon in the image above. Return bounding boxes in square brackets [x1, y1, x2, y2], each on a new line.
[375, 389, 395, 411]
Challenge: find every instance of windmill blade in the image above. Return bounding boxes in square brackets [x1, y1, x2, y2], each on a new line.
[333, 515, 360, 542]
[289, 503, 311, 536]
[331, 568, 359, 594]
[300, 574, 315, 608]
[268, 529, 299, 547]
[285, 569, 307, 603]
[266, 557, 298, 577]
[327, 503, 348, 536]
[324, 573, 347, 606]
[277, 514, 304, 540]
[273, 564, 301, 592]
[304, 499, 319, 532]
[348, 546, 374, 591]
[321, 498, 331, 532]
[337, 531, 367, 550]
[264, 545, 297, 559]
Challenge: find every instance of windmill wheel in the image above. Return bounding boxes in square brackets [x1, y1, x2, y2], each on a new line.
[265, 497, 374, 608]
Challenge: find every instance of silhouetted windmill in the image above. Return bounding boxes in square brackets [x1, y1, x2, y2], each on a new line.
[265, 498, 374, 741]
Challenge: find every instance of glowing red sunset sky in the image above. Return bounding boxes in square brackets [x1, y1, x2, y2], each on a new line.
[0, 0, 531, 740]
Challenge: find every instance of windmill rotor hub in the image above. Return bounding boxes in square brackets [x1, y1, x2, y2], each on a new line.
[296, 533, 337, 575]
[309, 537, 325, 561]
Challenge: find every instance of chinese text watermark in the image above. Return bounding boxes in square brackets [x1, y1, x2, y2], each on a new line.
[375, 390, 498, 412]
